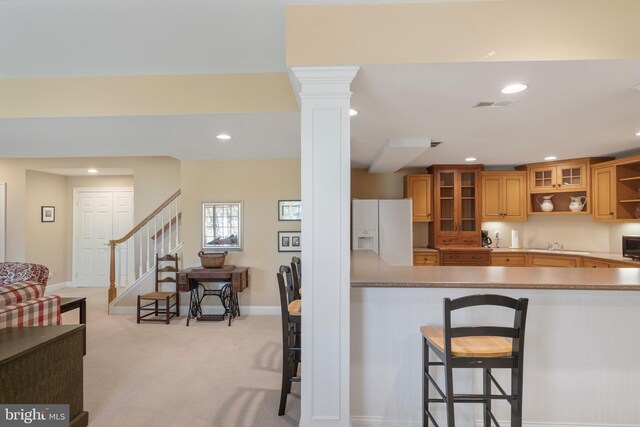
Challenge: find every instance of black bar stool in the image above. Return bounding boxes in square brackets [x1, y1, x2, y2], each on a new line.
[422, 294, 529, 426]
[276, 272, 301, 416]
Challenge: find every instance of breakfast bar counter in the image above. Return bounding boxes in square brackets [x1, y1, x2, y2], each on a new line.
[351, 250, 640, 291]
[349, 251, 640, 426]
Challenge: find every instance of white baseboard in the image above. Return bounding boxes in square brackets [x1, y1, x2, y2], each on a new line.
[109, 305, 280, 316]
[46, 281, 71, 292]
[350, 417, 640, 427]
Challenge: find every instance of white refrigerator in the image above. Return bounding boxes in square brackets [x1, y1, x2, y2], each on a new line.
[352, 199, 413, 266]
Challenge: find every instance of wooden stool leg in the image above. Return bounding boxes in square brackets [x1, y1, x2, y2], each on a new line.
[511, 367, 523, 427]
[423, 338, 429, 427]
[278, 331, 289, 415]
[165, 297, 170, 324]
[484, 368, 491, 427]
[445, 362, 455, 426]
[137, 296, 141, 324]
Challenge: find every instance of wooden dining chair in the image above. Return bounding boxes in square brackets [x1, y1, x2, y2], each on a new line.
[276, 272, 301, 416]
[290, 257, 301, 300]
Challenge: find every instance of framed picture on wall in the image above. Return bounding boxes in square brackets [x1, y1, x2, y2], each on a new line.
[278, 200, 301, 221]
[278, 231, 301, 252]
[41, 206, 55, 223]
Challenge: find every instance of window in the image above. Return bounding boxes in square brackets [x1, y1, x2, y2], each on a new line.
[202, 202, 242, 251]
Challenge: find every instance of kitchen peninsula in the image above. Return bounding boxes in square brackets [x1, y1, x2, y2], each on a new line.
[350, 250, 640, 426]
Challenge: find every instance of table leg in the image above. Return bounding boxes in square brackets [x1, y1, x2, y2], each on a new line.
[79, 300, 86, 355]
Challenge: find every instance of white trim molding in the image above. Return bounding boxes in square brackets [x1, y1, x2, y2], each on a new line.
[350, 418, 640, 427]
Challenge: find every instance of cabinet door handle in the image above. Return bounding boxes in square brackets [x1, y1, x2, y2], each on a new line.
[506, 258, 511, 261]
[610, 212, 614, 216]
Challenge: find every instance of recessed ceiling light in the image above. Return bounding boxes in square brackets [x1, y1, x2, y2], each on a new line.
[349, 109, 358, 117]
[465, 157, 477, 162]
[544, 156, 558, 161]
[87, 169, 98, 174]
[635, 131, 640, 136]
[501, 83, 528, 94]
[216, 134, 232, 141]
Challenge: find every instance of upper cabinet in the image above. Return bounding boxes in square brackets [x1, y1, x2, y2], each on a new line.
[592, 154, 640, 222]
[517, 157, 613, 215]
[481, 171, 527, 222]
[428, 165, 482, 247]
[527, 161, 588, 193]
[592, 166, 616, 221]
[404, 174, 433, 222]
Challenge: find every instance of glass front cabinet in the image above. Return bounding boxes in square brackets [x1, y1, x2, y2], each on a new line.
[428, 165, 482, 247]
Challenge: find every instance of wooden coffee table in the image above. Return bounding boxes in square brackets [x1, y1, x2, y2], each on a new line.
[60, 297, 86, 355]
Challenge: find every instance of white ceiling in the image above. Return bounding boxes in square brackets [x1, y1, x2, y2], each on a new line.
[351, 60, 640, 168]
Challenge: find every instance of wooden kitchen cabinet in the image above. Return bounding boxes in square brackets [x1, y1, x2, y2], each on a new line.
[490, 253, 526, 266]
[404, 174, 433, 222]
[440, 248, 491, 266]
[592, 166, 617, 221]
[481, 171, 527, 222]
[428, 165, 482, 248]
[517, 157, 612, 215]
[528, 254, 579, 267]
[526, 160, 588, 193]
[413, 250, 439, 266]
[581, 258, 611, 268]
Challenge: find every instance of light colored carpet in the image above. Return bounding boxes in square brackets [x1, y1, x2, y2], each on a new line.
[54, 287, 300, 427]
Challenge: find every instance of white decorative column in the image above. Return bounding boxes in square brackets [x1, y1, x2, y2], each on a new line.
[292, 66, 359, 427]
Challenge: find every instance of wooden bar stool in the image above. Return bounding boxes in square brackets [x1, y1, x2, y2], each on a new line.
[422, 294, 529, 427]
[276, 272, 301, 416]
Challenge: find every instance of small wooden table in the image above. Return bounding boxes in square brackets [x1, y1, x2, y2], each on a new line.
[178, 266, 249, 326]
[60, 297, 87, 355]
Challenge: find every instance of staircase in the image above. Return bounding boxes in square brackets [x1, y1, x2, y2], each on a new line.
[108, 190, 182, 303]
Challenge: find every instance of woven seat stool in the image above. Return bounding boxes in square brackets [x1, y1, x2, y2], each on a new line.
[422, 294, 529, 427]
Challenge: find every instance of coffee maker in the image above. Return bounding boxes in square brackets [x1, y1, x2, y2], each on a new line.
[482, 230, 492, 248]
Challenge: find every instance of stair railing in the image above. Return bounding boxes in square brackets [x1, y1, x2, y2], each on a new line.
[108, 189, 182, 303]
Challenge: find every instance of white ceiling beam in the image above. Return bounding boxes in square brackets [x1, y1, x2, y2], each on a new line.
[368, 138, 431, 173]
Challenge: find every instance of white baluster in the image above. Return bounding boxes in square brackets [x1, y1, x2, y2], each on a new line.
[154, 215, 158, 259]
[147, 222, 151, 272]
[168, 202, 173, 252]
[161, 208, 165, 256]
[139, 230, 143, 278]
[175, 197, 180, 246]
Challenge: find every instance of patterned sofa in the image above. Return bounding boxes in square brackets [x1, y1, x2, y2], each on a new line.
[0, 262, 61, 329]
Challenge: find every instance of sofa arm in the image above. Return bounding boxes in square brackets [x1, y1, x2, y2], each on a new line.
[0, 295, 61, 329]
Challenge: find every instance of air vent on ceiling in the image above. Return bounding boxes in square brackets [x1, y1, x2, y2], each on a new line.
[472, 100, 516, 108]
[430, 141, 442, 148]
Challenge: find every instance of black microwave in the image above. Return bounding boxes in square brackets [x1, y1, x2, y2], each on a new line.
[622, 236, 640, 260]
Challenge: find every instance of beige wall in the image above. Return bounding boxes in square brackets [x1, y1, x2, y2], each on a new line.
[0, 157, 178, 283]
[25, 171, 68, 283]
[0, 73, 298, 118]
[286, 0, 640, 66]
[181, 159, 301, 307]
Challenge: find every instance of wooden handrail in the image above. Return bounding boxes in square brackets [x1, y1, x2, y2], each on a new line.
[108, 189, 181, 303]
[110, 189, 181, 245]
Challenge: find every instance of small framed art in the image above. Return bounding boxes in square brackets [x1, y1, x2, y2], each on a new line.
[278, 231, 301, 252]
[278, 200, 301, 221]
[41, 206, 55, 223]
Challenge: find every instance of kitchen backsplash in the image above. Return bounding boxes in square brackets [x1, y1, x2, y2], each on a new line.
[482, 215, 640, 254]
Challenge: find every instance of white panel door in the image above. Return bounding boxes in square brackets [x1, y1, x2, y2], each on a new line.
[74, 189, 133, 287]
[0, 183, 5, 262]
